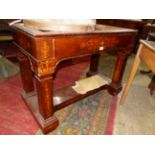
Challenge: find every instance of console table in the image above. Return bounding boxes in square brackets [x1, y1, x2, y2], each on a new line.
[11, 23, 137, 134]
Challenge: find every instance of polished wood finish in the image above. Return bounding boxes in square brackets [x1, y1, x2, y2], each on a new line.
[11, 23, 137, 133]
[120, 40, 155, 104]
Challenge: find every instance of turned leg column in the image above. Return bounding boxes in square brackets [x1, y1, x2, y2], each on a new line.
[108, 52, 129, 95]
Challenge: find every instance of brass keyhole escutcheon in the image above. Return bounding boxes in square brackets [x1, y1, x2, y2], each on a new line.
[99, 42, 104, 51]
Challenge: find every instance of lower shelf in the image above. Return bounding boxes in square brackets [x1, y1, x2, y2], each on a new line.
[21, 74, 110, 132]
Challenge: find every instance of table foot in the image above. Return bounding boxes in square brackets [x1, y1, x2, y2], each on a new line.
[21, 91, 59, 134]
[108, 83, 122, 96]
[41, 116, 59, 134]
[38, 115, 59, 134]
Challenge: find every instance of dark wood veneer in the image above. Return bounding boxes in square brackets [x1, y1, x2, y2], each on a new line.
[11, 23, 137, 134]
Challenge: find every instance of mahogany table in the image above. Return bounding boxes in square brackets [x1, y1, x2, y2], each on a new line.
[11, 23, 137, 134]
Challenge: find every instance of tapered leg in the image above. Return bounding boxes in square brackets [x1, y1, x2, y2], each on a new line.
[35, 74, 59, 134]
[108, 52, 129, 95]
[120, 44, 143, 105]
[87, 54, 100, 77]
[17, 52, 34, 94]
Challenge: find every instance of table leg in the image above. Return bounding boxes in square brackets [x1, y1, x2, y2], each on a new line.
[120, 45, 142, 104]
[108, 52, 128, 95]
[34, 74, 59, 134]
[87, 54, 100, 77]
[148, 75, 155, 96]
[17, 52, 34, 94]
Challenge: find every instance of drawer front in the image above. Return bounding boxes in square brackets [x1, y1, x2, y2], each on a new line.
[13, 32, 54, 59]
[13, 32, 135, 61]
[54, 34, 134, 60]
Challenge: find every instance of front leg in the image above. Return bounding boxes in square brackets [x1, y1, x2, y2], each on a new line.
[108, 52, 129, 95]
[34, 74, 59, 134]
